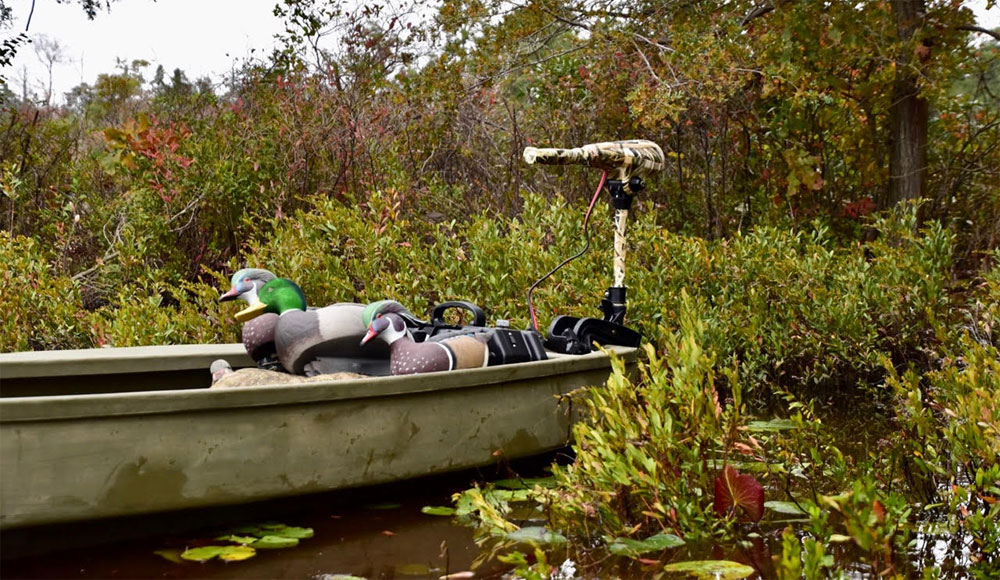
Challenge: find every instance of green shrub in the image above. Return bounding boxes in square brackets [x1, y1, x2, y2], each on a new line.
[0, 235, 91, 351]
[88, 278, 236, 347]
[535, 300, 743, 542]
[887, 336, 1000, 576]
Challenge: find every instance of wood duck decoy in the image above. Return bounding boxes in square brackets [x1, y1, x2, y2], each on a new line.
[235, 278, 390, 376]
[361, 299, 427, 329]
[360, 311, 489, 375]
[220, 268, 283, 369]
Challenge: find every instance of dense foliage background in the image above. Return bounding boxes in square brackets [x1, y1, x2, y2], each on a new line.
[2, 0, 998, 576]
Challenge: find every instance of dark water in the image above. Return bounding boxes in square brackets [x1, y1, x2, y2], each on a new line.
[1, 414, 978, 579]
[0, 459, 537, 580]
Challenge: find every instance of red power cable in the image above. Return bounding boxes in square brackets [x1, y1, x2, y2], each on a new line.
[527, 170, 608, 332]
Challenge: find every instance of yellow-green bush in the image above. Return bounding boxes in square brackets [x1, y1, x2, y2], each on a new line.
[0, 236, 91, 351]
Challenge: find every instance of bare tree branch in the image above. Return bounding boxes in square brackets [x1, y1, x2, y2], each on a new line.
[631, 39, 662, 84]
[464, 45, 587, 92]
[958, 25, 1000, 42]
[741, 2, 774, 26]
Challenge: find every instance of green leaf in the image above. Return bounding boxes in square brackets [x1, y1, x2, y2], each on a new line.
[225, 523, 313, 539]
[764, 501, 811, 515]
[215, 534, 259, 544]
[662, 560, 755, 579]
[153, 549, 184, 563]
[265, 524, 314, 539]
[608, 533, 685, 556]
[706, 460, 770, 472]
[505, 526, 567, 545]
[217, 546, 258, 561]
[180, 545, 256, 562]
[421, 505, 457, 516]
[251, 535, 299, 549]
[483, 488, 532, 503]
[745, 419, 797, 432]
[492, 476, 557, 489]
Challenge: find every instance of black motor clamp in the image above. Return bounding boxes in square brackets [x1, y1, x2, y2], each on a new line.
[544, 314, 642, 355]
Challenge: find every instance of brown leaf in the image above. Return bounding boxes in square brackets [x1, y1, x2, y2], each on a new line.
[872, 500, 886, 523]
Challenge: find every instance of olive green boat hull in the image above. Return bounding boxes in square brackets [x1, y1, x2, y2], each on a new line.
[0, 344, 634, 530]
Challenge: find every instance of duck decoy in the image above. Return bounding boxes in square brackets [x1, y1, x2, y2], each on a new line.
[220, 268, 276, 303]
[362, 299, 494, 342]
[360, 312, 489, 375]
[220, 268, 283, 370]
[362, 299, 428, 331]
[235, 278, 391, 376]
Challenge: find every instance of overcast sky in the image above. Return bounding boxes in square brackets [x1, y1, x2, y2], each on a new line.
[3, 0, 999, 103]
[5, 0, 283, 100]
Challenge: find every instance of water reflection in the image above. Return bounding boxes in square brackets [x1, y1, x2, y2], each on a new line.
[1, 463, 523, 579]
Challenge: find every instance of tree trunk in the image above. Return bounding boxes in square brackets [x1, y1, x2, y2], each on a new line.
[888, 0, 928, 207]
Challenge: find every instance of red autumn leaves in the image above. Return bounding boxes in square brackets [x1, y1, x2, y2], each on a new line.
[714, 465, 765, 523]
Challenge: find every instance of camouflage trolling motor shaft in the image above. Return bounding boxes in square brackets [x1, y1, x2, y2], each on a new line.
[523, 139, 664, 327]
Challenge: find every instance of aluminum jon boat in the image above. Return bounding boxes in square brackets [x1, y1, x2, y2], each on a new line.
[0, 343, 635, 531]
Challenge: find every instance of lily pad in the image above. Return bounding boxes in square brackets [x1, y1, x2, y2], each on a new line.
[215, 534, 259, 544]
[421, 506, 457, 516]
[228, 523, 314, 539]
[180, 545, 257, 562]
[251, 535, 300, 549]
[505, 526, 568, 545]
[266, 524, 314, 539]
[662, 559, 755, 579]
[764, 501, 810, 515]
[608, 532, 685, 556]
[153, 549, 184, 563]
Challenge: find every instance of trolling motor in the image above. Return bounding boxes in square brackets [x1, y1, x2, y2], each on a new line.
[522, 139, 665, 354]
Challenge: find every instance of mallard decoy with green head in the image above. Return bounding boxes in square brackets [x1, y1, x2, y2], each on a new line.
[235, 278, 390, 376]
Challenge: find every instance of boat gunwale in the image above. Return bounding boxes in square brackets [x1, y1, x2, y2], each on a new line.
[0, 343, 253, 379]
[0, 346, 635, 422]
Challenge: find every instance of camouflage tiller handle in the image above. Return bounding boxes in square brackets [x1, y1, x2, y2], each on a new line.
[522, 139, 665, 181]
